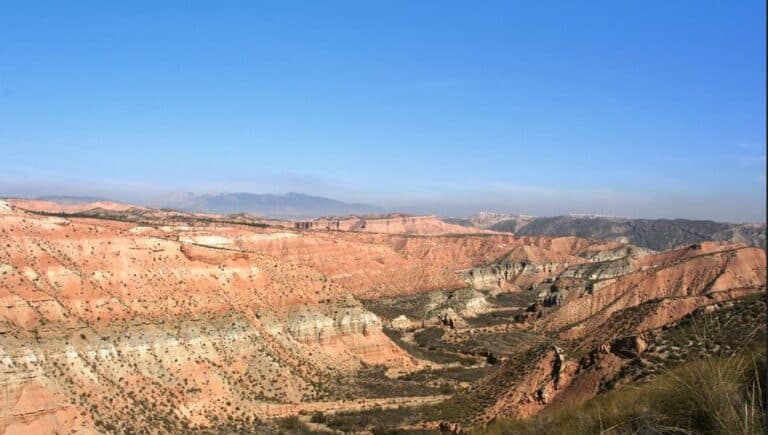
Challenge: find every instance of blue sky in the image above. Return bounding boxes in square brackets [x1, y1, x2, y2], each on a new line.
[1, 1, 765, 220]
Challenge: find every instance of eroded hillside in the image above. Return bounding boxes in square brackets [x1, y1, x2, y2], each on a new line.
[0, 199, 764, 434]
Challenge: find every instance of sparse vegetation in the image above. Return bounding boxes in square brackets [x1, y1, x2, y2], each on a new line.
[478, 350, 766, 434]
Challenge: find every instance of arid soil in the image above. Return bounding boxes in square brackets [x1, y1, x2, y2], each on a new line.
[0, 199, 764, 434]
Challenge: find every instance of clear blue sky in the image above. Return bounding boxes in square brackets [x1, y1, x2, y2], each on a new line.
[1, 1, 765, 220]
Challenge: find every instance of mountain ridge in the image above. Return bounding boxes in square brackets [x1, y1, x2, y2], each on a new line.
[33, 192, 379, 219]
[457, 213, 766, 251]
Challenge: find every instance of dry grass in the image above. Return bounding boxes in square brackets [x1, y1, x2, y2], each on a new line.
[477, 337, 766, 434]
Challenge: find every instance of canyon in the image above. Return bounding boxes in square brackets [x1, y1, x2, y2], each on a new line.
[0, 198, 764, 434]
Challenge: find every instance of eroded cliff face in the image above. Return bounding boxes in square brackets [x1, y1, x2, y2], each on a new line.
[0, 201, 533, 433]
[237, 229, 523, 299]
[470, 342, 626, 423]
[1, 200, 764, 433]
[459, 241, 766, 428]
[0, 203, 423, 433]
[280, 300, 417, 368]
[468, 295, 767, 428]
[460, 238, 630, 291]
[542, 243, 766, 337]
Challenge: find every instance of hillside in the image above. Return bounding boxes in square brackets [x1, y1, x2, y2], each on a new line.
[0, 198, 764, 433]
[486, 215, 766, 251]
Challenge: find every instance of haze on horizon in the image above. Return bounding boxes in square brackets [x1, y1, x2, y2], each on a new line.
[1, 1, 765, 222]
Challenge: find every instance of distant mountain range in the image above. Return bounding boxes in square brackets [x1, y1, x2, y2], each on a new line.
[37, 195, 110, 204]
[38, 192, 378, 219]
[158, 192, 379, 218]
[451, 213, 766, 251]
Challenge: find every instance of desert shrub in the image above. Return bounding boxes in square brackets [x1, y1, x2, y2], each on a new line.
[279, 415, 302, 430]
[310, 411, 327, 423]
[439, 382, 456, 394]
